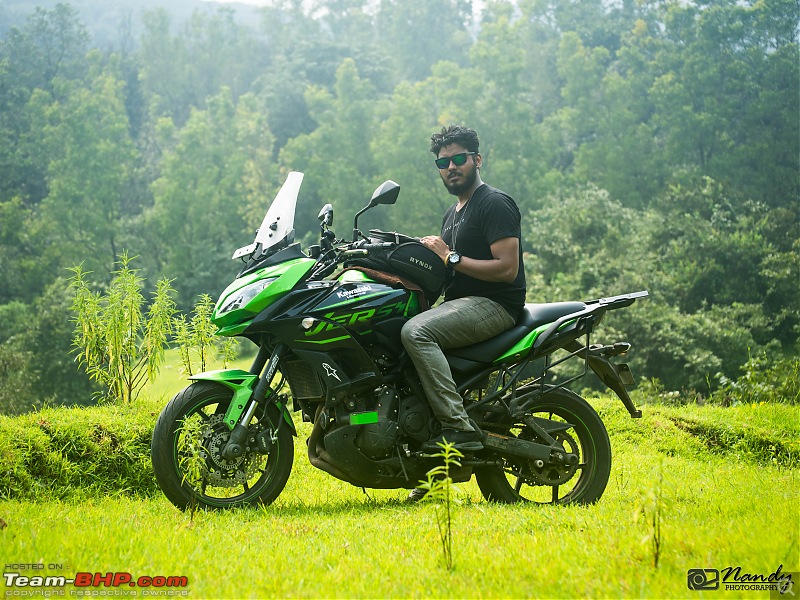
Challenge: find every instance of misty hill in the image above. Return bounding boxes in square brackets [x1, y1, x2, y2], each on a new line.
[0, 0, 263, 46]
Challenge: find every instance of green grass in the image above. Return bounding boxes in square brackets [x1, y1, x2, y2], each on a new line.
[1, 363, 798, 598]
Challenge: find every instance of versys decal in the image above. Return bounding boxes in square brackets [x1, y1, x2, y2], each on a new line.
[303, 301, 409, 337]
[336, 284, 373, 300]
[409, 256, 434, 271]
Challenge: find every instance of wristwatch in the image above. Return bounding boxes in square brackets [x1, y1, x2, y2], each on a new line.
[446, 251, 461, 269]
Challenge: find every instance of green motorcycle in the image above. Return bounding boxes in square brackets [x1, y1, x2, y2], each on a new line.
[151, 172, 647, 510]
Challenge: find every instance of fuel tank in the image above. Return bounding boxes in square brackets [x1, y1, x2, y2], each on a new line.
[300, 269, 424, 345]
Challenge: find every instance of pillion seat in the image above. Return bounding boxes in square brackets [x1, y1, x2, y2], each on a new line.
[446, 301, 586, 364]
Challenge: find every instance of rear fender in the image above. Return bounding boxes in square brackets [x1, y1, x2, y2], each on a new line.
[189, 369, 297, 434]
[587, 354, 642, 418]
[563, 342, 642, 418]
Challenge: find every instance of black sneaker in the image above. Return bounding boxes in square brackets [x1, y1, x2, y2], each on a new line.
[406, 488, 428, 502]
[421, 428, 483, 453]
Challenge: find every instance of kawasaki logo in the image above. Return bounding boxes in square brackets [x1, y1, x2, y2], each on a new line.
[336, 284, 373, 300]
[409, 257, 433, 271]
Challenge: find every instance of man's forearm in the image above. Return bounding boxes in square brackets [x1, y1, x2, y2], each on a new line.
[451, 255, 519, 283]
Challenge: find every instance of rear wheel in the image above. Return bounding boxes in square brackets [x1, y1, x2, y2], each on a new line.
[476, 387, 611, 505]
[151, 381, 293, 510]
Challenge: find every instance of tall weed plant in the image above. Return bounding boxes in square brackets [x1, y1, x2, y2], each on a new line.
[173, 294, 237, 376]
[419, 441, 464, 571]
[70, 253, 177, 404]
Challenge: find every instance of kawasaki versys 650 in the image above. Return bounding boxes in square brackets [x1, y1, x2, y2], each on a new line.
[151, 172, 648, 509]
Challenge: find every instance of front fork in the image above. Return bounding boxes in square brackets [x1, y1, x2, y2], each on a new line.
[222, 343, 291, 460]
[188, 343, 294, 461]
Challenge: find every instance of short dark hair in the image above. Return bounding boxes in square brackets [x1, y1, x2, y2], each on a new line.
[430, 125, 480, 156]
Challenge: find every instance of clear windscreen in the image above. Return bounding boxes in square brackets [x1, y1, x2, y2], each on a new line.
[233, 171, 303, 259]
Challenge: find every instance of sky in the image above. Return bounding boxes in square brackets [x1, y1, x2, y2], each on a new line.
[205, 0, 272, 5]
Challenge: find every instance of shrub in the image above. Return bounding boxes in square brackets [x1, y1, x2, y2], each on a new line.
[70, 253, 177, 404]
[0, 338, 41, 415]
[0, 401, 158, 501]
[173, 293, 237, 376]
[713, 352, 800, 405]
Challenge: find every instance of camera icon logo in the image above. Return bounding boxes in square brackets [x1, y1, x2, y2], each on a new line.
[688, 569, 720, 590]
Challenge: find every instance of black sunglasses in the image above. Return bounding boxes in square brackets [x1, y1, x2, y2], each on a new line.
[435, 152, 477, 169]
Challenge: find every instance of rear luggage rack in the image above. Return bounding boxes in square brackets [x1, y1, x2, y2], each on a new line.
[462, 292, 649, 420]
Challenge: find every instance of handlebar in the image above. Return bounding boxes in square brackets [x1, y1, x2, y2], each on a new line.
[342, 241, 396, 257]
[309, 240, 397, 279]
[358, 241, 396, 251]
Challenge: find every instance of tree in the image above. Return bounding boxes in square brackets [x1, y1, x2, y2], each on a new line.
[469, 2, 550, 204]
[0, 3, 89, 207]
[144, 88, 276, 307]
[0, 3, 88, 95]
[0, 300, 41, 414]
[0, 278, 101, 414]
[368, 78, 449, 237]
[649, 0, 799, 207]
[0, 337, 39, 415]
[0, 0, 797, 405]
[375, 0, 474, 83]
[30, 55, 136, 278]
[0, 198, 51, 303]
[139, 7, 268, 127]
[524, 184, 654, 302]
[508, 0, 799, 208]
[524, 181, 794, 391]
[28, 277, 101, 405]
[279, 59, 380, 239]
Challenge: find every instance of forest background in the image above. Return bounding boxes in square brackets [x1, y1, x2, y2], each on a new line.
[0, 0, 797, 415]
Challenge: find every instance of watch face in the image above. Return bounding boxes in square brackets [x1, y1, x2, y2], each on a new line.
[449, 252, 461, 265]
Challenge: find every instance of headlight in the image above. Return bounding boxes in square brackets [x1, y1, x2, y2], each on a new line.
[217, 277, 277, 315]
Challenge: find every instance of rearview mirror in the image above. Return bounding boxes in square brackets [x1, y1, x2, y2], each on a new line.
[369, 180, 400, 207]
[353, 180, 400, 242]
[318, 203, 334, 226]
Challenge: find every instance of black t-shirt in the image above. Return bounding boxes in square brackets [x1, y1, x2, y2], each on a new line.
[440, 183, 526, 319]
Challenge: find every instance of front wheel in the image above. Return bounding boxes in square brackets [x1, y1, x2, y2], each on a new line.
[475, 387, 611, 505]
[151, 381, 293, 510]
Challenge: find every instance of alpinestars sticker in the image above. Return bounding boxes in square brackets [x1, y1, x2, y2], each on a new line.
[322, 363, 341, 381]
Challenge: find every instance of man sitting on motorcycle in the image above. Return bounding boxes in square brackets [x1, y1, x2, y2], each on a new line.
[401, 125, 527, 453]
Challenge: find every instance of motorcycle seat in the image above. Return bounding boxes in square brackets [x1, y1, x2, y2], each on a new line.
[446, 301, 586, 363]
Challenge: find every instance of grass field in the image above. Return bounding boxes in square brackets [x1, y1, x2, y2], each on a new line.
[1, 355, 798, 598]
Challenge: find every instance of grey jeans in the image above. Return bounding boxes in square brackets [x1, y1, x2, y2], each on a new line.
[400, 296, 515, 431]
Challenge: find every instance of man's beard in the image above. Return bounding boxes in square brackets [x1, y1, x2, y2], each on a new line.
[442, 166, 478, 196]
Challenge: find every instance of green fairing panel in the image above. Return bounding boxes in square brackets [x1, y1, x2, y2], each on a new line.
[404, 292, 421, 317]
[216, 322, 250, 337]
[189, 369, 296, 434]
[213, 258, 315, 330]
[494, 323, 550, 364]
[338, 269, 375, 283]
[494, 319, 579, 364]
[188, 368, 258, 387]
[337, 268, 423, 317]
